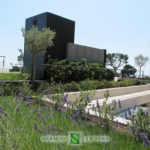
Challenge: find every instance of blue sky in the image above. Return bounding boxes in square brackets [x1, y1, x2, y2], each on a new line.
[0, 0, 150, 75]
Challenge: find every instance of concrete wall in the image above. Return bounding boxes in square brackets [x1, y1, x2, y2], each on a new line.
[65, 84, 150, 102]
[66, 43, 106, 65]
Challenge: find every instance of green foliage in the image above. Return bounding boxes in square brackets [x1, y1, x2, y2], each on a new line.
[79, 80, 99, 91]
[0, 73, 29, 80]
[17, 48, 24, 64]
[22, 26, 56, 81]
[63, 81, 81, 92]
[143, 76, 150, 84]
[0, 82, 31, 97]
[0, 77, 148, 149]
[41, 79, 147, 94]
[121, 64, 137, 78]
[22, 26, 56, 55]
[46, 59, 114, 82]
[99, 91, 115, 130]
[106, 53, 128, 72]
[0, 78, 147, 96]
[9, 66, 20, 72]
[129, 107, 150, 140]
[0, 96, 145, 150]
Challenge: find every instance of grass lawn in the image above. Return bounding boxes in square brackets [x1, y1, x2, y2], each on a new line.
[0, 73, 29, 80]
[0, 96, 148, 150]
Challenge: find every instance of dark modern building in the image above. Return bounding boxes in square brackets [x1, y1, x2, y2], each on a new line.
[24, 12, 106, 79]
[66, 43, 106, 65]
[24, 12, 75, 79]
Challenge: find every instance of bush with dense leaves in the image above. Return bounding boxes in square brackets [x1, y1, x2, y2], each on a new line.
[46, 59, 114, 83]
[121, 64, 137, 78]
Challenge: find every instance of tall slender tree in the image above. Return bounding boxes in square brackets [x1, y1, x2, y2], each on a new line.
[135, 54, 149, 78]
[22, 26, 56, 81]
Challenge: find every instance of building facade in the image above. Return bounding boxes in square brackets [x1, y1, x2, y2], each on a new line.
[24, 12, 75, 79]
[24, 12, 106, 79]
[66, 43, 106, 65]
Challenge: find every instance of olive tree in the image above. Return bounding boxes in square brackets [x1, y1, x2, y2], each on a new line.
[135, 54, 149, 78]
[22, 26, 56, 81]
[106, 53, 128, 73]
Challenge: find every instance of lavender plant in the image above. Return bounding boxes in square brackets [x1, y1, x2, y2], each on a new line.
[129, 107, 150, 147]
[96, 91, 120, 130]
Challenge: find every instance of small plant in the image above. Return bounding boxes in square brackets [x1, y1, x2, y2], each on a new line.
[129, 107, 150, 147]
[96, 91, 119, 130]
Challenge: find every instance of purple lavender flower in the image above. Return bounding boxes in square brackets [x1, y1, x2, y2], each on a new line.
[100, 123, 107, 129]
[42, 89, 51, 95]
[72, 109, 80, 122]
[34, 123, 42, 132]
[0, 106, 7, 116]
[24, 96, 32, 102]
[62, 94, 68, 104]
[128, 108, 131, 116]
[139, 132, 150, 147]
[17, 91, 23, 98]
[134, 105, 137, 110]
[86, 95, 91, 103]
[0, 106, 4, 114]
[34, 123, 38, 130]
[118, 99, 121, 109]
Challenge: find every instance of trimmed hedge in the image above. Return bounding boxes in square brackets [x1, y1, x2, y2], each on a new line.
[46, 59, 114, 83]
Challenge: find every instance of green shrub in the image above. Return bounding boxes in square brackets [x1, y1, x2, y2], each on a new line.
[46, 59, 114, 82]
[79, 80, 98, 91]
[9, 66, 20, 72]
[63, 81, 81, 92]
[129, 107, 150, 141]
[0, 82, 20, 96]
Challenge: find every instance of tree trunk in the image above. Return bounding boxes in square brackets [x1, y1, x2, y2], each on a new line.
[139, 66, 141, 78]
[32, 54, 36, 82]
[113, 67, 117, 74]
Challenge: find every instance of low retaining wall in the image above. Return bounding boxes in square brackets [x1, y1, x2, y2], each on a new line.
[65, 84, 150, 102]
